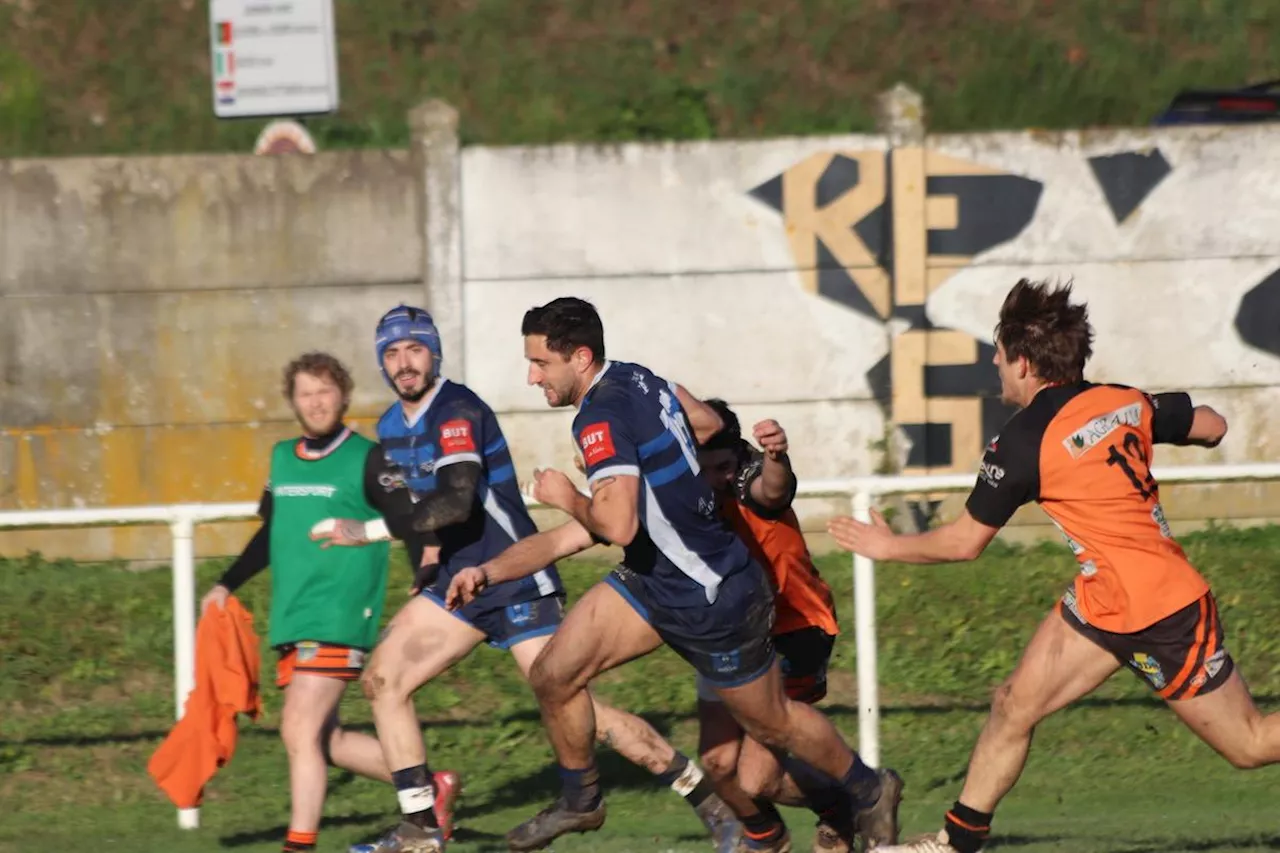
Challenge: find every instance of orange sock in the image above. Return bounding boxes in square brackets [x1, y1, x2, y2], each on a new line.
[283, 828, 318, 851]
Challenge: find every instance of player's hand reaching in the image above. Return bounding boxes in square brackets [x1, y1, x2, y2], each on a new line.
[752, 419, 789, 459]
[445, 566, 489, 610]
[200, 584, 229, 614]
[827, 508, 896, 559]
[530, 467, 578, 511]
[409, 545, 442, 596]
[309, 518, 369, 548]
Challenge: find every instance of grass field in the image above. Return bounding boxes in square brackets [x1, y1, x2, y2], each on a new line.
[0, 1, 1277, 157]
[3, 525, 1280, 852]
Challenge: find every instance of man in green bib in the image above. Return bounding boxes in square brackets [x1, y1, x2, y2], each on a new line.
[200, 352, 458, 852]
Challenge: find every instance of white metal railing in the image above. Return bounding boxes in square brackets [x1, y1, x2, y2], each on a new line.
[3, 461, 1280, 829]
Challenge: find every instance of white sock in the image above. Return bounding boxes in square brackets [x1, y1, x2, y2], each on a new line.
[397, 785, 435, 815]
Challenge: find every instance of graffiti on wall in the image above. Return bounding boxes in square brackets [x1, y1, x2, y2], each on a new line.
[747, 148, 1042, 480]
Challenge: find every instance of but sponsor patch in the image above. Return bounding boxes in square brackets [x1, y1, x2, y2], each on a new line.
[439, 418, 476, 454]
[579, 422, 617, 466]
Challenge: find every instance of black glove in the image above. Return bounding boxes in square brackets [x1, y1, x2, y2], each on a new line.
[411, 562, 440, 596]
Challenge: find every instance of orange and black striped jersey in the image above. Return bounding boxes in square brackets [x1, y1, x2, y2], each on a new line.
[724, 447, 839, 637]
[966, 382, 1207, 634]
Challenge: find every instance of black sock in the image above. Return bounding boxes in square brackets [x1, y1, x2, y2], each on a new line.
[391, 765, 439, 830]
[559, 763, 602, 812]
[783, 756, 846, 822]
[839, 755, 882, 809]
[741, 799, 786, 844]
[944, 802, 993, 853]
[656, 752, 716, 810]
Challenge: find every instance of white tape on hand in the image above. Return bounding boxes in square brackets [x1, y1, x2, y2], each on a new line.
[311, 518, 337, 536]
[363, 518, 392, 542]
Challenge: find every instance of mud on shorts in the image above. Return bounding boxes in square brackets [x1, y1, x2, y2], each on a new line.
[697, 626, 836, 704]
[606, 561, 777, 690]
[421, 584, 566, 650]
[276, 641, 367, 688]
[1059, 587, 1235, 700]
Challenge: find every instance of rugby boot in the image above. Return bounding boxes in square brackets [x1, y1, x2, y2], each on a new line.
[432, 770, 461, 841]
[505, 796, 606, 851]
[870, 830, 964, 853]
[812, 819, 851, 853]
[853, 768, 905, 849]
[348, 821, 445, 853]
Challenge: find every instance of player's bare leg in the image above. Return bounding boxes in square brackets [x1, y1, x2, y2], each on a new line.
[322, 707, 392, 782]
[280, 673, 350, 850]
[1168, 668, 1280, 768]
[509, 634, 743, 852]
[506, 582, 664, 852]
[880, 606, 1120, 853]
[353, 596, 484, 853]
[715, 662, 904, 849]
[698, 698, 797, 852]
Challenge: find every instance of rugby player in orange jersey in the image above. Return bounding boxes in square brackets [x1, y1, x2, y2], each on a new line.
[826, 278, 1280, 853]
[694, 399, 895, 853]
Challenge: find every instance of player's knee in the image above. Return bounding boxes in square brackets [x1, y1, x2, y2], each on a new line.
[361, 665, 409, 705]
[699, 741, 740, 784]
[360, 667, 383, 701]
[529, 651, 576, 706]
[736, 760, 778, 801]
[989, 679, 1039, 731]
[1223, 743, 1267, 770]
[279, 706, 321, 755]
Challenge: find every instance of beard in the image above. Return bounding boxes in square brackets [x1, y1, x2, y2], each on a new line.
[395, 371, 434, 403]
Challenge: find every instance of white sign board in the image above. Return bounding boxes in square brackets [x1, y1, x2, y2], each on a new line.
[209, 0, 339, 119]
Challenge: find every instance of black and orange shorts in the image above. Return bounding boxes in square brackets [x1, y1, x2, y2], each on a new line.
[1059, 590, 1235, 701]
[275, 641, 368, 689]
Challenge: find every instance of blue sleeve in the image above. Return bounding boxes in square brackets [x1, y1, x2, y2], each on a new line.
[574, 392, 640, 487]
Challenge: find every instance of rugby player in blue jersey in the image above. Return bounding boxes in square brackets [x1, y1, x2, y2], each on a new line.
[445, 298, 903, 852]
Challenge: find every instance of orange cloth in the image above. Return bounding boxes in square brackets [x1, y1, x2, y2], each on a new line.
[147, 595, 262, 808]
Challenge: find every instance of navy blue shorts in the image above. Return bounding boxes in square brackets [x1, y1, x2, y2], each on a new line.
[421, 588, 565, 650]
[606, 561, 776, 688]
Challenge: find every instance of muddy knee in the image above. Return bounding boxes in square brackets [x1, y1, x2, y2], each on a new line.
[699, 740, 741, 784]
[360, 668, 386, 702]
[990, 679, 1040, 733]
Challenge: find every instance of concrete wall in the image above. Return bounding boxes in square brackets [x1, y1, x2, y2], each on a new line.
[0, 149, 427, 559]
[4, 97, 1280, 561]
[460, 122, 1280, 541]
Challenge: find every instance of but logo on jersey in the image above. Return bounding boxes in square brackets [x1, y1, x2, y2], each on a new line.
[580, 422, 617, 466]
[440, 419, 477, 454]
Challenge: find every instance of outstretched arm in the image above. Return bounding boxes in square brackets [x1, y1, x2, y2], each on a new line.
[828, 507, 1000, 563]
[446, 520, 597, 608]
[1150, 391, 1228, 448]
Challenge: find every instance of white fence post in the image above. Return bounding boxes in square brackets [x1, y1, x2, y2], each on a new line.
[851, 489, 880, 768]
[170, 511, 201, 830]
